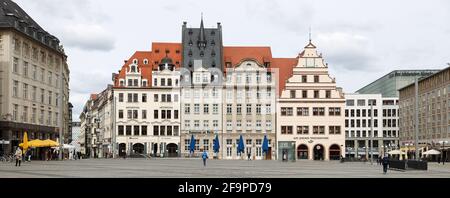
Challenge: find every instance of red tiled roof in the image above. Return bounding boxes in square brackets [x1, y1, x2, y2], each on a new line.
[271, 58, 298, 96]
[114, 43, 182, 88]
[223, 46, 272, 67]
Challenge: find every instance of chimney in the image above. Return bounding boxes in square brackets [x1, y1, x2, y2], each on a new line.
[124, 60, 128, 64]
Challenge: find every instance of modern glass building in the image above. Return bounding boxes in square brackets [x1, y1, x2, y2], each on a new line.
[356, 70, 439, 97]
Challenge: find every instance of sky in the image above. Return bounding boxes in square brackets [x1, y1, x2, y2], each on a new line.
[16, 0, 450, 121]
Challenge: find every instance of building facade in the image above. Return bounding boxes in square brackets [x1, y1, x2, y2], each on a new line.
[79, 85, 113, 158]
[222, 59, 276, 160]
[344, 94, 399, 159]
[399, 66, 450, 161]
[112, 48, 182, 158]
[277, 41, 345, 161]
[180, 19, 224, 158]
[357, 70, 439, 97]
[0, 0, 70, 155]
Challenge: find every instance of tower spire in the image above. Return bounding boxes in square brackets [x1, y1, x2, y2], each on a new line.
[198, 13, 206, 48]
[309, 26, 312, 43]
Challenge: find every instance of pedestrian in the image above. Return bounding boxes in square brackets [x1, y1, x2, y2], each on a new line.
[382, 155, 389, 174]
[27, 149, 31, 162]
[247, 152, 251, 161]
[14, 147, 22, 167]
[202, 150, 208, 167]
[438, 156, 441, 164]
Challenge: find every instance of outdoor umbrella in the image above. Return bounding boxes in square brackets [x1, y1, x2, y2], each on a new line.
[387, 150, 405, 155]
[237, 135, 245, 155]
[22, 132, 29, 154]
[262, 135, 269, 157]
[422, 149, 441, 155]
[213, 134, 220, 153]
[43, 139, 59, 147]
[189, 135, 196, 154]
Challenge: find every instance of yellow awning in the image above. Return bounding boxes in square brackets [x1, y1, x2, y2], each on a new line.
[19, 139, 59, 148]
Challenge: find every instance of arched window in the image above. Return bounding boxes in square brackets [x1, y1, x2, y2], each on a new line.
[133, 59, 138, 64]
[143, 59, 148, 64]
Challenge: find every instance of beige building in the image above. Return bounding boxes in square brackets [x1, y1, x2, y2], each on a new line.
[399, 66, 450, 160]
[276, 41, 345, 161]
[222, 59, 277, 160]
[0, 1, 70, 156]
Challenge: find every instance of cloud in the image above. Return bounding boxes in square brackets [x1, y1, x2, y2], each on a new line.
[316, 32, 378, 72]
[63, 24, 115, 51]
[245, 0, 314, 34]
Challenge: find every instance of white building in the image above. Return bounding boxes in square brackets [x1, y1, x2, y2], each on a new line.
[277, 40, 346, 161]
[222, 59, 276, 160]
[180, 60, 223, 157]
[344, 94, 399, 160]
[114, 55, 181, 157]
[79, 85, 113, 158]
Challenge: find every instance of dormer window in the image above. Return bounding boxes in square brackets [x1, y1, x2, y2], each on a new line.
[119, 80, 124, 86]
[133, 79, 138, 86]
[130, 66, 136, 73]
[143, 59, 148, 64]
[133, 59, 138, 64]
[142, 80, 147, 87]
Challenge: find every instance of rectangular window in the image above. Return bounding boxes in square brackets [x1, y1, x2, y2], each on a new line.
[142, 94, 147, 102]
[13, 80, 18, 97]
[167, 110, 171, 119]
[302, 75, 307, 83]
[297, 107, 309, 116]
[126, 126, 132, 136]
[204, 104, 209, 114]
[119, 93, 124, 102]
[134, 126, 140, 136]
[346, 100, 355, 106]
[141, 126, 147, 136]
[161, 110, 166, 119]
[40, 89, 44, 103]
[326, 90, 331, 98]
[23, 61, 28, 78]
[256, 104, 261, 114]
[142, 110, 147, 119]
[119, 110, 124, 119]
[313, 107, 325, 116]
[314, 75, 319, 83]
[13, 57, 19, 73]
[302, 90, 307, 98]
[184, 104, 190, 114]
[246, 104, 252, 114]
[128, 93, 132, 102]
[174, 110, 179, 119]
[213, 120, 218, 127]
[213, 104, 219, 114]
[290, 90, 296, 98]
[32, 65, 37, 80]
[194, 104, 200, 114]
[227, 104, 232, 114]
[281, 126, 293, 135]
[118, 126, 124, 136]
[133, 93, 138, 102]
[173, 126, 179, 136]
[314, 90, 319, 98]
[153, 126, 159, 136]
[167, 126, 173, 136]
[281, 107, 293, 116]
[313, 126, 325, 135]
[297, 126, 309, 135]
[160, 126, 166, 136]
[127, 110, 132, 119]
[329, 126, 341, 135]
[237, 104, 242, 114]
[154, 94, 158, 102]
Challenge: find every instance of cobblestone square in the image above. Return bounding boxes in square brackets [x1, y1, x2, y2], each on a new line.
[1, 159, 450, 178]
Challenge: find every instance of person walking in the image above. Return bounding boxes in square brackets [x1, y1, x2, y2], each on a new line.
[382, 155, 389, 174]
[247, 152, 251, 161]
[14, 147, 22, 167]
[202, 150, 208, 167]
